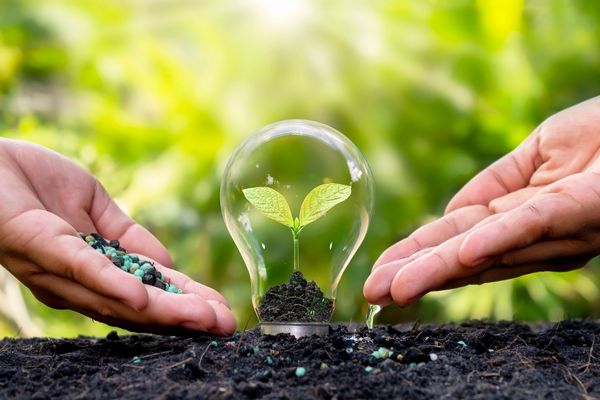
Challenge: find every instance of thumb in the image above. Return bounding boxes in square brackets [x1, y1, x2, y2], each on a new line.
[445, 132, 541, 214]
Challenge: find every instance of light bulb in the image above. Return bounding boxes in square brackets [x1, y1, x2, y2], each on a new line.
[221, 120, 374, 336]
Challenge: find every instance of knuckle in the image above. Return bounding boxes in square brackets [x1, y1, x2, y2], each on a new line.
[519, 200, 554, 239]
[408, 235, 424, 252]
[430, 251, 451, 271]
[525, 203, 543, 219]
[441, 217, 459, 233]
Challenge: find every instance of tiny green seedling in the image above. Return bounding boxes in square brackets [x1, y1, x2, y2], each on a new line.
[242, 183, 351, 270]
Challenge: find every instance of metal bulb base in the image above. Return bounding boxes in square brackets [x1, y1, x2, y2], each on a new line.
[260, 322, 330, 338]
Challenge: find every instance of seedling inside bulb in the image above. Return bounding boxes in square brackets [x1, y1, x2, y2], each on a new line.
[221, 119, 374, 331]
[242, 183, 351, 270]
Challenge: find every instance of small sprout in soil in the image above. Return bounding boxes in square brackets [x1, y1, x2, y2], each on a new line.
[244, 184, 350, 323]
[258, 270, 334, 323]
[409, 362, 417, 367]
[210, 341, 218, 347]
[266, 356, 274, 365]
[132, 356, 141, 365]
[457, 340, 467, 348]
[253, 346, 260, 354]
[320, 363, 328, 370]
[295, 367, 306, 377]
[80, 232, 182, 294]
[429, 353, 438, 361]
[243, 183, 351, 271]
[364, 366, 373, 373]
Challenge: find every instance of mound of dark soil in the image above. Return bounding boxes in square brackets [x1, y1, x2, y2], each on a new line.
[2, 320, 600, 399]
[258, 271, 333, 322]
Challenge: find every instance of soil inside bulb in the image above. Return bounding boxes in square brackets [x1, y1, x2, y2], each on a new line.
[258, 271, 334, 322]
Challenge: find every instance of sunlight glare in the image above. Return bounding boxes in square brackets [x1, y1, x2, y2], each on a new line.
[244, 0, 312, 30]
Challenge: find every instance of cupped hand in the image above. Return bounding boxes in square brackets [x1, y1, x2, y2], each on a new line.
[0, 138, 236, 335]
[364, 96, 600, 306]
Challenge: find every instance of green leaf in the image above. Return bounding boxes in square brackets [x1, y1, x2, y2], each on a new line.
[299, 183, 351, 228]
[242, 187, 294, 228]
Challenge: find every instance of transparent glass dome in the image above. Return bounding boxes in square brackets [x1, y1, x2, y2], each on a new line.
[221, 120, 374, 323]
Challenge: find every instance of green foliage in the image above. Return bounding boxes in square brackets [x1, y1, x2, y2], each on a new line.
[299, 184, 352, 229]
[242, 187, 294, 228]
[243, 183, 351, 270]
[1, 0, 600, 336]
[243, 183, 351, 231]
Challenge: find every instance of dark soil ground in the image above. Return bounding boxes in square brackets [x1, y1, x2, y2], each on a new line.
[2, 320, 600, 399]
[258, 271, 333, 322]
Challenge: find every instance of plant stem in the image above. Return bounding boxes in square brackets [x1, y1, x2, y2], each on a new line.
[292, 230, 299, 270]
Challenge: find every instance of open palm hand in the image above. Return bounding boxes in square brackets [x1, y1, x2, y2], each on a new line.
[364, 96, 600, 306]
[0, 139, 236, 335]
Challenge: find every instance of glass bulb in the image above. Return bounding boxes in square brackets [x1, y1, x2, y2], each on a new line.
[221, 120, 374, 326]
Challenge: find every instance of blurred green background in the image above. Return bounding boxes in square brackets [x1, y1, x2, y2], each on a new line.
[2, 0, 600, 337]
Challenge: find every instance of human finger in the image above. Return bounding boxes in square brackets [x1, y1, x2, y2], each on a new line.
[373, 205, 491, 269]
[129, 253, 230, 307]
[364, 247, 434, 305]
[459, 191, 587, 267]
[488, 186, 543, 213]
[200, 300, 237, 336]
[495, 239, 594, 267]
[388, 237, 488, 306]
[6, 210, 149, 311]
[386, 213, 505, 305]
[439, 258, 589, 291]
[28, 271, 234, 335]
[445, 133, 541, 213]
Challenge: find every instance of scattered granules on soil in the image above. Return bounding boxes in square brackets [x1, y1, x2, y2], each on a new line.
[2, 320, 600, 399]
